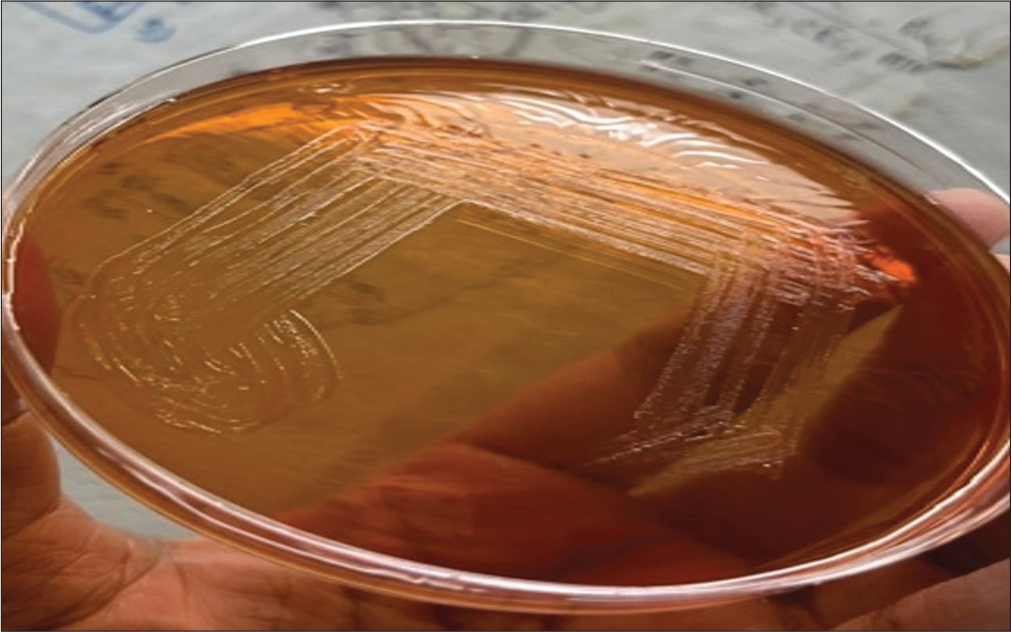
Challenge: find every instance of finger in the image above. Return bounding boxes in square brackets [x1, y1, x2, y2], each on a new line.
[802, 271, 1000, 481]
[3, 234, 65, 534]
[284, 189, 1008, 591]
[927, 512, 1011, 575]
[786, 555, 954, 629]
[458, 309, 688, 467]
[279, 439, 747, 584]
[834, 559, 1010, 631]
[10, 236, 61, 368]
[1, 412, 167, 631]
[802, 193, 1009, 483]
[1, 408, 61, 538]
[929, 188, 1010, 246]
[459, 189, 1009, 481]
[636, 193, 1010, 569]
[3, 238, 162, 631]
[446, 190, 1008, 571]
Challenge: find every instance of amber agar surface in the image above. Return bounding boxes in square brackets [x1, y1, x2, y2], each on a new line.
[14, 58, 1008, 584]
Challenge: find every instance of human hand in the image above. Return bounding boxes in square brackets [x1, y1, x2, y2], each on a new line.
[3, 190, 1009, 630]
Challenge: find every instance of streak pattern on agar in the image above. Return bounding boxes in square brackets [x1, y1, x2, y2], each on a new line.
[71, 119, 901, 477]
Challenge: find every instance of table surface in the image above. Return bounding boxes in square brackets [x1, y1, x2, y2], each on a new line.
[3, 1, 1009, 538]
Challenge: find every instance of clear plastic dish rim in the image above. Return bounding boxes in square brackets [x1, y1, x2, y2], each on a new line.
[2, 20, 1008, 615]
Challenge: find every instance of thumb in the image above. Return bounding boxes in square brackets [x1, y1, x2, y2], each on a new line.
[1, 405, 165, 631]
[3, 237, 161, 631]
[1, 387, 61, 538]
[3, 233, 63, 536]
[835, 559, 1010, 631]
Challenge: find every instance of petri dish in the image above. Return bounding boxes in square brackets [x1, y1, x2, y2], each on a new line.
[2, 21, 1008, 614]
